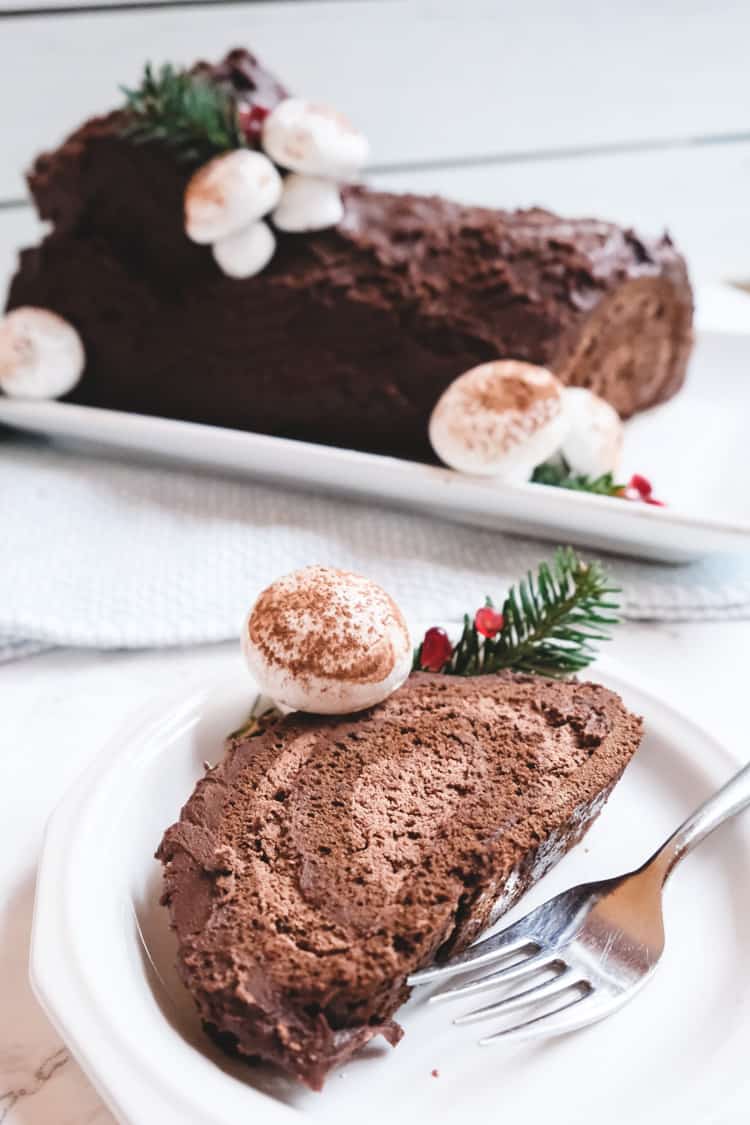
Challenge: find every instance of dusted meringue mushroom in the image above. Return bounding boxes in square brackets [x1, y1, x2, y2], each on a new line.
[242, 565, 412, 714]
[560, 387, 624, 478]
[429, 360, 569, 480]
[212, 219, 276, 279]
[262, 98, 369, 178]
[272, 173, 344, 232]
[0, 307, 84, 399]
[184, 150, 282, 244]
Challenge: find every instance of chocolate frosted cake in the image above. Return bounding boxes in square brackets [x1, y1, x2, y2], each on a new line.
[157, 670, 642, 1089]
[5, 48, 693, 460]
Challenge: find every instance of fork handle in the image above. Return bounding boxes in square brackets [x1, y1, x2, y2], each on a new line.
[653, 759, 750, 883]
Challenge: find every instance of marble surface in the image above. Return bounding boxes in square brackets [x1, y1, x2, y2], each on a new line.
[2, 620, 749, 1123]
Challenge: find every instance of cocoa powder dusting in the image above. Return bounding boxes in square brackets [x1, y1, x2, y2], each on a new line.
[473, 362, 559, 414]
[248, 566, 409, 685]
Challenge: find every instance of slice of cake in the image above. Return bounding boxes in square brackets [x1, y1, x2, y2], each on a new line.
[5, 49, 693, 461]
[157, 669, 643, 1089]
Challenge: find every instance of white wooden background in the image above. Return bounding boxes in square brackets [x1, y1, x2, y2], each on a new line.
[1, 0, 749, 298]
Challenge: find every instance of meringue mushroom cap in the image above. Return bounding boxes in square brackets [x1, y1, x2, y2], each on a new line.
[560, 387, 624, 477]
[262, 97, 369, 178]
[184, 150, 283, 244]
[241, 565, 412, 714]
[0, 307, 85, 400]
[272, 173, 344, 232]
[212, 220, 276, 279]
[429, 360, 569, 480]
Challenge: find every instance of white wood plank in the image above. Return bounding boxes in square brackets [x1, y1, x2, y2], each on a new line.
[2, 0, 164, 7]
[1, 141, 748, 292]
[1, 141, 748, 298]
[0, 208, 44, 307]
[1, 0, 749, 202]
[371, 142, 750, 284]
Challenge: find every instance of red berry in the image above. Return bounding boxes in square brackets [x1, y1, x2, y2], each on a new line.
[238, 103, 270, 143]
[628, 473, 653, 498]
[620, 473, 665, 507]
[419, 626, 453, 672]
[474, 606, 505, 638]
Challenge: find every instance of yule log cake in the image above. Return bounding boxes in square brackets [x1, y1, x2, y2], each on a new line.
[5, 48, 693, 460]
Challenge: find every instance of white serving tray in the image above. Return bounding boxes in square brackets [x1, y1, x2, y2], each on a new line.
[1, 327, 749, 563]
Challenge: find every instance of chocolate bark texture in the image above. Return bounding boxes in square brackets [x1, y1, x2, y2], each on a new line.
[157, 671, 643, 1089]
[6, 50, 693, 460]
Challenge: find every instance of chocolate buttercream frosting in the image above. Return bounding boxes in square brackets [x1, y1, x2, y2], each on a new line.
[6, 49, 693, 458]
[157, 671, 643, 1089]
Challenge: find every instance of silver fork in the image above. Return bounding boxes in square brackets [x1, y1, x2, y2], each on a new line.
[408, 760, 750, 1045]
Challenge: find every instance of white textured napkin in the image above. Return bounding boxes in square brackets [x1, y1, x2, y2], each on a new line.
[1, 433, 750, 661]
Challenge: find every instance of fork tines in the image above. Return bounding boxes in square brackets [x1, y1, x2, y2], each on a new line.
[407, 901, 608, 1044]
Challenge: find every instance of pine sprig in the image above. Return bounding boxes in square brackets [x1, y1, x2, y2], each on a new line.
[120, 63, 244, 163]
[226, 695, 280, 742]
[531, 460, 624, 497]
[414, 547, 620, 680]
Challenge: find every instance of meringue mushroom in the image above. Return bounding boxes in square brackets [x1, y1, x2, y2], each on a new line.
[560, 387, 624, 478]
[0, 307, 85, 400]
[184, 150, 283, 244]
[212, 219, 276, 279]
[272, 174, 344, 232]
[262, 98, 369, 179]
[242, 565, 412, 714]
[429, 360, 569, 480]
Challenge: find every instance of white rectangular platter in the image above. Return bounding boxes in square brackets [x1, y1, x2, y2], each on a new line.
[1, 326, 749, 564]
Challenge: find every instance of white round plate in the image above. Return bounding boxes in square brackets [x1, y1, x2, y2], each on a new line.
[30, 661, 750, 1125]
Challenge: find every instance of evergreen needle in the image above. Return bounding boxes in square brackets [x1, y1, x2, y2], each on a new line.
[414, 547, 620, 679]
[531, 460, 625, 497]
[120, 62, 244, 163]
